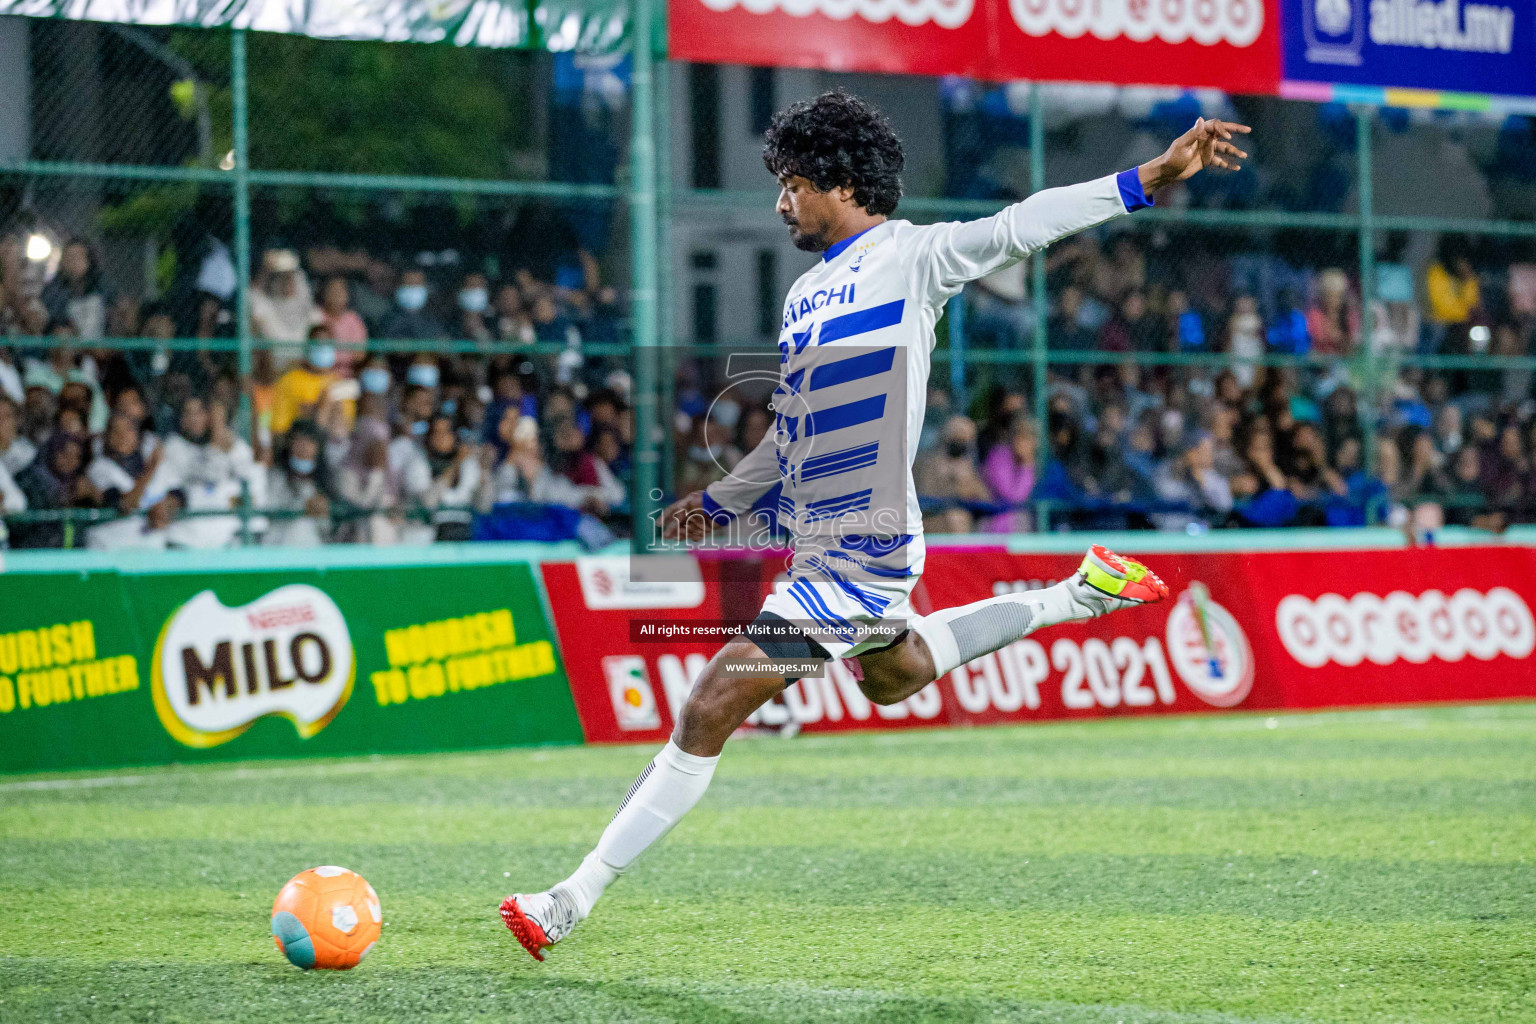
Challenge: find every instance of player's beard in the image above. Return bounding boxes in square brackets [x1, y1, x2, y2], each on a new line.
[784, 218, 828, 253]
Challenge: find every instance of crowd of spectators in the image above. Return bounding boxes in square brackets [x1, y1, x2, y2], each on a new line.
[910, 363, 1536, 536]
[2, 221, 1535, 549]
[0, 237, 632, 550]
[915, 228, 1536, 535]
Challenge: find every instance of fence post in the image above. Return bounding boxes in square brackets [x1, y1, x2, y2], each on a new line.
[1355, 104, 1378, 480]
[238, 477, 252, 547]
[1029, 82, 1049, 475]
[655, 57, 676, 500]
[231, 29, 254, 441]
[628, 0, 662, 549]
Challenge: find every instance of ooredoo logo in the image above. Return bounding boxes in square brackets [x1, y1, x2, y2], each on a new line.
[1275, 588, 1535, 669]
[1164, 583, 1254, 706]
[1009, 0, 1265, 46]
[696, 0, 977, 29]
[151, 585, 355, 748]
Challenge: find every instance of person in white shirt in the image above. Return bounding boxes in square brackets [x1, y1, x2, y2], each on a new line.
[143, 397, 262, 548]
[0, 349, 22, 405]
[502, 91, 1249, 958]
[336, 417, 403, 545]
[84, 413, 169, 551]
[418, 414, 481, 541]
[263, 426, 331, 547]
[248, 248, 320, 365]
[0, 458, 25, 548]
[0, 396, 35, 477]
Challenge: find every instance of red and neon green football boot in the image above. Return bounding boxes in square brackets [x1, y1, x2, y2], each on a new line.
[1068, 544, 1169, 612]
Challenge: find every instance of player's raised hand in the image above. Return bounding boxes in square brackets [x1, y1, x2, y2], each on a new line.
[1140, 117, 1251, 190]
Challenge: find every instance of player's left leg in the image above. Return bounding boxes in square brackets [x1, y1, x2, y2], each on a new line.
[499, 629, 808, 961]
[857, 544, 1168, 705]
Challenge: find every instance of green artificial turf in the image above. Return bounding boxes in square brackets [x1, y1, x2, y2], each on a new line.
[1, 704, 1533, 1023]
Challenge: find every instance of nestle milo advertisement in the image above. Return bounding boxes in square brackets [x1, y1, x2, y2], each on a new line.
[0, 562, 582, 773]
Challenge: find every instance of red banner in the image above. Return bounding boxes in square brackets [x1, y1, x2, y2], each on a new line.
[669, 0, 1283, 94]
[541, 545, 1536, 744]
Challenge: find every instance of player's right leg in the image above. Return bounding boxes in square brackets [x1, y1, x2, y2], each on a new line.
[858, 544, 1169, 705]
[499, 636, 793, 960]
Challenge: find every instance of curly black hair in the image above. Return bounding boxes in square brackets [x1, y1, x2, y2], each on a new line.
[762, 90, 905, 217]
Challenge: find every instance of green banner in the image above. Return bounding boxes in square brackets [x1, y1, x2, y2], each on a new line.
[0, 0, 628, 52]
[0, 561, 582, 773]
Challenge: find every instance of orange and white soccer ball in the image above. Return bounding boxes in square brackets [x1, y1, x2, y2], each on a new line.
[270, 866, 381, 970]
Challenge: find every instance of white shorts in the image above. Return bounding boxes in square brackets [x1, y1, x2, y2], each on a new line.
[758, 566, 921, 661]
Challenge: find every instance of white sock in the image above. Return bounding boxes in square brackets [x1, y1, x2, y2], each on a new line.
[556, 740, 719, 918]
[911, 581, 1099, 678]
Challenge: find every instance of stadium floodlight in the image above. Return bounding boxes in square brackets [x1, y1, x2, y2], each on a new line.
[24, 233, 51, 263]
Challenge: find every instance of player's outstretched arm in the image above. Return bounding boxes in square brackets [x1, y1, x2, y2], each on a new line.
[660, 427, 781, 542]
[907, 117, 1250, 303]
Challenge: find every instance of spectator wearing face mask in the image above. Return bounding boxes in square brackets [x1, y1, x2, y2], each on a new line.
[914, 415, 992, 533]
[455, 272, 494, 343]
[318, 276, 368, 374]
[388, 383, 438, 485]
[356, 356, 394, 406]
[264, 423, 333, 547]
[382, 269, 447, 340]
[269, 329, 355, 439]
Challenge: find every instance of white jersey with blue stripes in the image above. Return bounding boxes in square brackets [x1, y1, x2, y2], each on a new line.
[701, 171, 1152, 645]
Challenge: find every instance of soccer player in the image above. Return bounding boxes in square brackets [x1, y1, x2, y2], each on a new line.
[502, 92, 1250, 959]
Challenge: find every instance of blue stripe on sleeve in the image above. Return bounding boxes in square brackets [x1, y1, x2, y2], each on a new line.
[700, 490, 734, 521]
